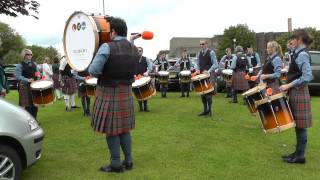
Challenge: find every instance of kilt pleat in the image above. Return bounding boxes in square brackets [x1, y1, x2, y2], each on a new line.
[18, 83, 33, 107]
[288, 86, 312, 128]
[91, 84, 135, 136]
[232, 71, 249, 91]
[61, 76, 77, 95]
[52, 74, 60, 89]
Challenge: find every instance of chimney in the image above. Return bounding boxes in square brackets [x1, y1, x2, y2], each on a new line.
[288, 18, 292, 32]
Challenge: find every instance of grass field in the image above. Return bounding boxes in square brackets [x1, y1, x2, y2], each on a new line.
[4, 90, 320, 180]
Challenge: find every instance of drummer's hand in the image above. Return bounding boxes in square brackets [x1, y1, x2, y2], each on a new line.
[203, 70, 209, 75]
[250, 76, 257, 81]
[28, 79, 33, 83]
[279, 84, 290, 92]
[143, 72, 148, 76]
[260, 74, 268, 80]
[85, 76, 91, 80]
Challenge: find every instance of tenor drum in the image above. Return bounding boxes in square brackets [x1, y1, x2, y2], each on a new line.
[255, 93, 295, 134]
[222, 69, 233, 83]
[132, 77, 156, 101]
[191, 73, 214, 95]
[30, 80, 55, 106]
[179, 70, 191, 83]
[242, 83, 266, 113]
[85, 78, 97, 97]
[158, 71, 169, 84]
[63, 11, 112, 71]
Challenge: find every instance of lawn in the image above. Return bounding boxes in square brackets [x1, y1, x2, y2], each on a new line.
[5, 90, 320, 180]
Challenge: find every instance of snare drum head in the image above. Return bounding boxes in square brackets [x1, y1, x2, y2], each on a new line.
[191, 73, 209, 81]
[180, 70, 191, 76]
[132, 77, 151, 87]
[222, 69, 233, 75]
[158, 71, 169, 76]
[281, 68, 288, 73]
[242, 83, 266, 96]
[30, 80, 53, 89]
[85, 78, 97, 85]
[63, 11, 100, 71]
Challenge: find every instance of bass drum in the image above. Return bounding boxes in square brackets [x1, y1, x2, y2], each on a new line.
[63, 11, 112, 71]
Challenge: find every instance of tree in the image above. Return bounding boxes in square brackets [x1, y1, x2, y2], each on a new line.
[276, 27, 320, 52]
[217, 24, 256, 59]
[0, 21, 25, 63]
[27, 45, 59, 64]
[0, 0, 40, 19]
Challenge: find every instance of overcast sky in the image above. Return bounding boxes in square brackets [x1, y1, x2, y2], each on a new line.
[1, 0, 319, 59]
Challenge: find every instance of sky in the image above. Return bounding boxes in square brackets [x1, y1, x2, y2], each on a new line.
[1, 0, 320, 59]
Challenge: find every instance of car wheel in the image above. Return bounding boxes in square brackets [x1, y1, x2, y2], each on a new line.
[0, 145, 23, 180]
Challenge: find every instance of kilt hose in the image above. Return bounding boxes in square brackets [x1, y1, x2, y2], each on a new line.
[61, 76, 77, 95]
[232, 71, 249, 91]
[288, 85, 312, 128]
[52, 74, 60, 89]
[18, 82, 33, 107]
[91, 84, 135, 136]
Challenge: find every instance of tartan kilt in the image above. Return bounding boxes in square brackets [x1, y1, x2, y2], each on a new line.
[18, 83, 33, 107]
[61, 76, 77, 95]
[288, 86, 312, 128]
[52, 74, 60, 89]
[91, 84, 135, 136]
[232, 71, 249, 91]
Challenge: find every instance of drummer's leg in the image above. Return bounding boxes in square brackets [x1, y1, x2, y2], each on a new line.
[198, 95, 208, 116]
[143, 100, 149, 112]
[180, 83, 185, 97]
[86, 96, 91, 116]
[206, 94, 212, 117]
[138, 101, 143, 111]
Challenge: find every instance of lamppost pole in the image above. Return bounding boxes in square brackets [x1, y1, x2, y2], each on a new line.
[102, 0, 105, 15]
[233, 38, 237, 50]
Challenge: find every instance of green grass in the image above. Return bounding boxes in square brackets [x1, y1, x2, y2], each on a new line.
[4, 91, 320, 180]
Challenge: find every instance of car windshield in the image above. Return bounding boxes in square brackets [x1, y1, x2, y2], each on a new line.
[310, 53, 320, 65]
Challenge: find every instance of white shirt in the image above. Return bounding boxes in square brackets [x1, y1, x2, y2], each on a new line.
[59, 57, 68, 71]
[42, 63, 53, 80]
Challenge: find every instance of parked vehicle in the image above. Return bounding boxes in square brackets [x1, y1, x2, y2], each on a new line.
[309, 51, 320, 91]
[0, 98, 44, 179]
[3, 64, 18, 89]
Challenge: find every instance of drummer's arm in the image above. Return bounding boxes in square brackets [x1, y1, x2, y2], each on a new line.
[174, 59, 181, 67]
[219, 55, 226, 69]
[145, 58, 153, 74]
[263, 57, 282, 80]
[15, 63, 30, 84]
[255, 53, 262, 67]
[89, 43, 110, 78]
[230, 56, 237, 70]
[207, 50, 218, 73]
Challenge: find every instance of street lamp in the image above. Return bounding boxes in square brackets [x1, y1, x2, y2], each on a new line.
[233, 38, 237, 50]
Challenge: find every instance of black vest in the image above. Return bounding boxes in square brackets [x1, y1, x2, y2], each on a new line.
[287, 49, 311, 83]
[78, 70, 89, 77]
[180, 58, 191, 70]
[52, 63, 60, 74]
[235, 54, 247, 71]
[21, 61, 37, 80]
[98, 39, 139, 86]
[262, 55, 278, 84]
[157, 59, 168, 71]
[61, 64, 72, 77]
[199, 50, 212, 72]
[248, 53, 257, 67]
[136, 56, 148, 75]
[225, 55, 233, 69]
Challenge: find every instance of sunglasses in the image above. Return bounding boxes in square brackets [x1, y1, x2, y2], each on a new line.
[26, 54, 33, 56]
[200, 43, 205, 45]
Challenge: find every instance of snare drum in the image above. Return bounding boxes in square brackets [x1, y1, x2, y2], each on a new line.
[30, 80, 55, 106]
[242, 83, 266, 113]
[191, 73, 214, 95]
[158, 71, 169, 84]
[280, 68, 288, 84]
[63, 11, 111, 71]
[255, 93, 295, 133]
[132, 77, 156, 101]
[85, 78, 97, 97]
[179, 70, 191, 83]
[222, 69, 233, 83]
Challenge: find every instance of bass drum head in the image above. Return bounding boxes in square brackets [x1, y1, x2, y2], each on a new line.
[63, 11, 98, 72]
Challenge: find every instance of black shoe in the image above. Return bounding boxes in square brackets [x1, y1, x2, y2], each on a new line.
[198, 111, 208, 116]
[71, 105, 80, 109]
[229, 100, 238, 103]
[283, 156, 305, 164]
[282, 152, 296, 159]
[144, 109, 150, 112]
[122, 161, 133, 170]
[181, 94, 185, 97]
[65, 107, 72, 112]
[205, 111, 212, 117]
[100, 165, 124, 173]
[138, 109, 143, 112]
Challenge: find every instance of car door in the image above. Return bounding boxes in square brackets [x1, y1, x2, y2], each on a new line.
[309, 52, 320, 88]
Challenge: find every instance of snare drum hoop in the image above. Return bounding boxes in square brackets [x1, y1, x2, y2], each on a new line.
[242, 83, 267, 97]
[158, 71, 169, 76]
[63, 11, 103, 72]
[222, 69, 233, 76]
[85, 78, 98, 85]
[30, 80, 53, 90]
[132, 77, 151, 88]
[191, 73, 210, 81]
[180, 70, 191, 76]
